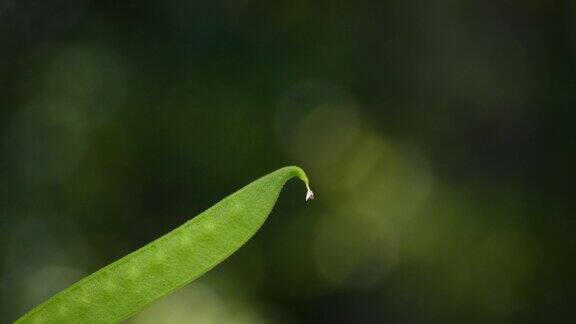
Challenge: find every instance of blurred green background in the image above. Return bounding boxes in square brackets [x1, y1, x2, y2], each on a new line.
[1, 0, 575, 322]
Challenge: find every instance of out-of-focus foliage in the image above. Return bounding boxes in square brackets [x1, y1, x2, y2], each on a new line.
[1, 0, 575, 323]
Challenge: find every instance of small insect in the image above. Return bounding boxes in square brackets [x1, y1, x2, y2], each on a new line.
[306, 188, 315, 201]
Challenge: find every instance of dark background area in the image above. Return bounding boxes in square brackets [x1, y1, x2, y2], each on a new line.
[1, 0, 575, 322]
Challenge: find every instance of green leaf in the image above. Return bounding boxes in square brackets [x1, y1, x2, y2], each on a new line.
[16, 166, 312, 323]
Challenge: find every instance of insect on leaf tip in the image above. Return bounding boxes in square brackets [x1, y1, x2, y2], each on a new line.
[306, 188, 315, 201]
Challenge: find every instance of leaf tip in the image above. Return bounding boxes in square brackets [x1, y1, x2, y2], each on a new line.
[284, 166, 314, 202]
